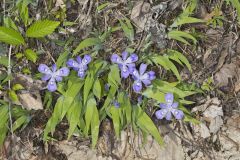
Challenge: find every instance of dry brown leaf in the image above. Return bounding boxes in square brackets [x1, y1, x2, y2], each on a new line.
[130, 1, 151, 32]
[214, 63, 238, 87]
[235, 81, 240, 92]
[215, 48, 228, 72]
[18, 92, 43, 110]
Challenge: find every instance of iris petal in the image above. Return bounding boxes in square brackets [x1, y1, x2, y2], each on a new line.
[155, 109, 168, 119]
[165, 93, 174, 104]
[52, 64, 57, 72]
[78, 70, 85, 78]
[122, 51, 128, 61]
[133, 81, 142, 93]
[82, 55, 91, 65]
[142, 79, 151, 86]
[111, 54, 122, 64]
[55, 76, 63, 82]
[121, 69, 130, 78]
[127, 63, 135, 73]
[147, 71, 156, 80]
[67, 59, 79, 68]
[41, 74, 51, 81]
[132, 69, 140, 79]
[125, 53, 138, 63]
[38, 64, 52, 74]
[172, 109, 184, 120]
[76, 56, 82, 64]
[165, 112, 172, 120]
[56, 67, 70, 77]
[172, 102, 179, 108]
[139, 63, 147, 75]
[47, 78, 57, 92]
[159, 103, 168, 109]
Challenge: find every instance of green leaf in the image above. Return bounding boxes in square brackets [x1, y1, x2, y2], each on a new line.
[43, 79, 83, 141]
[8, 90, 19, 102]
[16, 0, 30, 26]
[142, 87, 165, 103]
[0, 56, 11, 67]
[12, 115, 29, 132]
[97, 2, 110, 12]
[56, 50, 69, 67]
[110, 106, 120, 138]
[152, 55, 170, 70]
[119, 18, 134, 41]
[24, 49, 38, 63]
[3, 17, 18, 31]
[0, 26, 25, 45]
[153, 80, 196, 98]
[93, 78, 102, 99]
[43, 96, 64, 141]
[171, 16, 204, 28]
[83, 61, 105, 104]
[67, 97, 82, 139]
[136, 106, 164, 146]
[108, 64, 121, 87]
[13, 84, 24, 91]
[73, 38, 101, 55]
[168, 30, 197, 45]
[162, 56, 181, 80]
[167, 49, 192, 72]
[84, 98, 96, 136]
[184, 114, 200, 124]
[91, 103, 99, 148]
[0, 105, 9, 146]
[100, 85, 117, 120]
[229, 0, 240, 20]
[84, 73, 95, 105]
[26, 20, 60, 38]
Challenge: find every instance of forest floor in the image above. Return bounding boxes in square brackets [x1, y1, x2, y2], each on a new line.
[0, 0, 240, 160]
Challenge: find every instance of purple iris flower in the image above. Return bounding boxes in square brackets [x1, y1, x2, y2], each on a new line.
[111, 51, 138, 78]
[38, 64, 70, 92]
[67, 55, 91, 78]
[131, 63, 155, 93]
[155, 93, 184, 120]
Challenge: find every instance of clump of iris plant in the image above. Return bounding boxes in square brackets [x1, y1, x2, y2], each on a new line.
[155, 93, 184, 120]
[67, 55, 91, 78]
[131, 63, 155, 93]
[38, 64, 70, 92]
[111, 51, 138, 78]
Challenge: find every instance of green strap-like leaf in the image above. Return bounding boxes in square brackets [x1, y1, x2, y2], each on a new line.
[168, 49, 192, 72]
[108, 64, 121, 87]
[168, 30, 197, 45]
[93, 78, 102, 99]
[110, 106, 120, 138]
[162, 56, 181, 80]
[73, 38, 101, 55]
[91, 104, 100, 148]
[84, 98, 96, 136]
[171, 16, 204, 28]
[67, 97, 82, 139]
[136, 106, 164, 146]
[0, 26, 25, 45]
[119, 18, 134, 42]
[26, 20, 60, 38]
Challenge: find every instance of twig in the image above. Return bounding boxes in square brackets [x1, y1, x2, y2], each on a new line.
[3, 0, 13, 138]
[7, 45, 14, 137]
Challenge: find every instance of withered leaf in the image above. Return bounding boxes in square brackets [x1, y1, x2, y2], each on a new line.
[214, 63, 238, 87]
